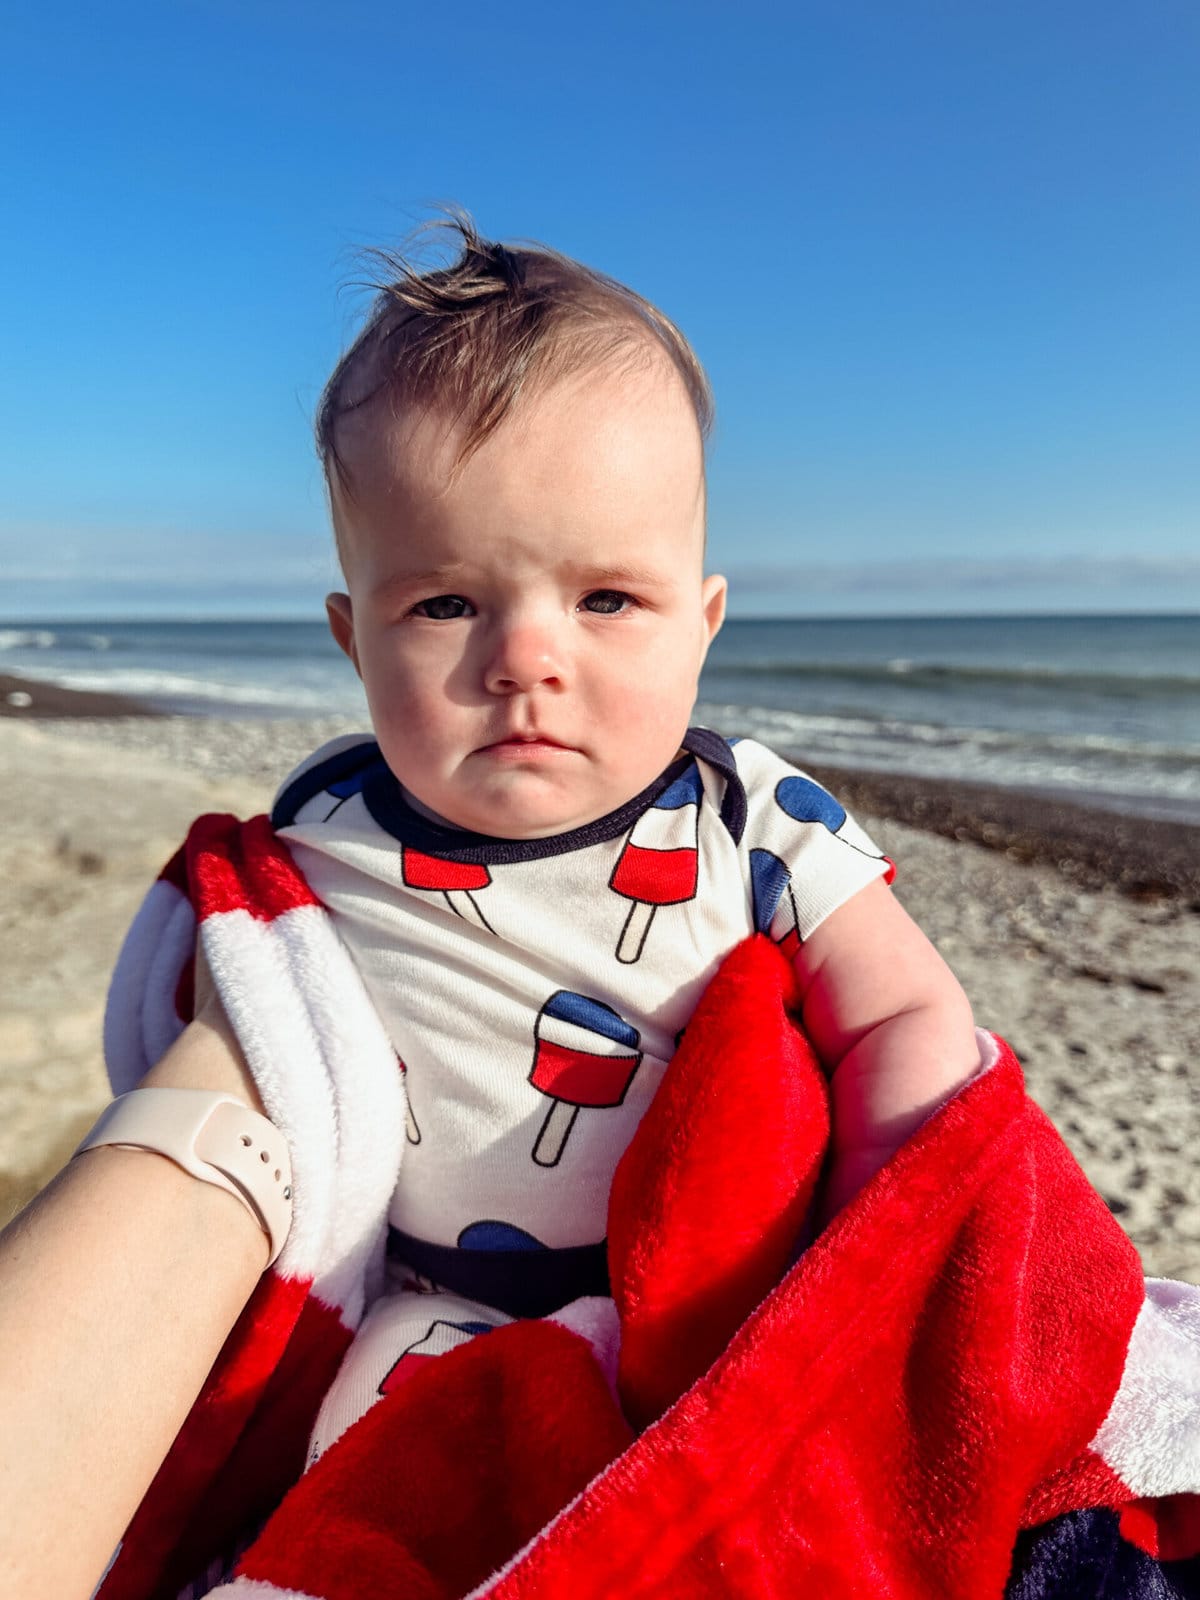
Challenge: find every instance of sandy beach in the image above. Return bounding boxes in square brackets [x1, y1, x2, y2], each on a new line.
[2, 679, 1197, 1282]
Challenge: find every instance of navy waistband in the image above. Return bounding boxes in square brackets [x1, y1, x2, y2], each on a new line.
[387, 1228, 610, 1320]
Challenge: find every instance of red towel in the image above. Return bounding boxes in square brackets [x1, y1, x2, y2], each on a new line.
[99, 816, 1200, 1599]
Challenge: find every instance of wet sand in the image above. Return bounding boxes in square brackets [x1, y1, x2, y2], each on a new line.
[2, 675, 1197, 1281]
[1, 671, 158, 719]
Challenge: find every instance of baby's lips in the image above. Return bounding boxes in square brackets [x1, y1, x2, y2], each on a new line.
[480, 732, 574, 751]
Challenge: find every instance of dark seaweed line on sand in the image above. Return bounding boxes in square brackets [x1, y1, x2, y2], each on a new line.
[0, 672, 159, 719]
[798, 759, 1200, 907]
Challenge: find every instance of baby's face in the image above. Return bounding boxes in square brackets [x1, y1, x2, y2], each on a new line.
[327, 357, 726, 839]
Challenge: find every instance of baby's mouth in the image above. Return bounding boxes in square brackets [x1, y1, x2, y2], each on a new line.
[483, 732, 569, 748]
[480, 733, 573, 753]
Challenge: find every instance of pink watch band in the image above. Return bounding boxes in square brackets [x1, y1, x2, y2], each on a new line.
[76, 1089, 293, 1267]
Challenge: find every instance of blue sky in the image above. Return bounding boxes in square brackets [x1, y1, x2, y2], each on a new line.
[1, 0, 1197, 618]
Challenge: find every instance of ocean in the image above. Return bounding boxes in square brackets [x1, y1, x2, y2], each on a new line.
[2, 614, 1198, 824]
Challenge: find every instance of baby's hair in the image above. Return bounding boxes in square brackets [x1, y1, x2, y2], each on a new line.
[317, 207, 713, 487]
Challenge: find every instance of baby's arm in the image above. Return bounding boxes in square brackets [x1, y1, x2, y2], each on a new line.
[793, 877, 980, 1222]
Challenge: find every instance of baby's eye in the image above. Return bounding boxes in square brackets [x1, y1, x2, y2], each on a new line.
[413, 595, 474, 620]
[580, 590, 633, 615]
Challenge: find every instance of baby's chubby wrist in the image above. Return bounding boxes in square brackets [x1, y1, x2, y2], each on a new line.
[826, 1001, 982, 1155]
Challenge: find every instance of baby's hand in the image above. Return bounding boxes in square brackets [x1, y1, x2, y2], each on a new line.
[793, 878, 981, 1223]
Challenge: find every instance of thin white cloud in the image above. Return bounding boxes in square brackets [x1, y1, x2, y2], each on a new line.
[0, 520, 338, 588]
[723, 553, 1200, 595]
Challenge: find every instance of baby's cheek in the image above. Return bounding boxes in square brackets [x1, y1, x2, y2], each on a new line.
[636, 623, 698, 679]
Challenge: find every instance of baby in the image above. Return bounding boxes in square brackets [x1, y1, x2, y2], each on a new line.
[272, 219, 980, 1453]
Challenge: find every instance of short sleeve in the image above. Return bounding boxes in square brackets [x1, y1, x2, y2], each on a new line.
[732, 739, 894, 953]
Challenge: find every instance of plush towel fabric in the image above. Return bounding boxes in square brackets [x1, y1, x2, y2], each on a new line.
[98, 814, 1200, 1600]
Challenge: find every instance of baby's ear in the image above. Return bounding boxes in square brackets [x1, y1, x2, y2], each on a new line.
[701, 573, 728, 646]
[325, 593, 361, 675]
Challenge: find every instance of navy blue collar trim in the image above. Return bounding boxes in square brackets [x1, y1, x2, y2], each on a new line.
[273, 727, 746, 862]
[684, 726, 747, 844]
[271, 740, 390, 830]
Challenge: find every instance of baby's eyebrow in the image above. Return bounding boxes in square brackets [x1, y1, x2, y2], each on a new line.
[374, 566, 468, 595]
[564, 563, 672, 589]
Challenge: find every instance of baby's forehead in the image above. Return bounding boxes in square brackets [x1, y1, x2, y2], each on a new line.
[331, 373, 707, 582]
[335, 347, 703, 495]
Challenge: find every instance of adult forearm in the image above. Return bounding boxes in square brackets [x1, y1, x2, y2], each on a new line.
[0, 1014, 270, 1600]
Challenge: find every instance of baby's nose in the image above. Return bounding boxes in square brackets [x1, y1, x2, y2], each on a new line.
[483, 618, 567, 693]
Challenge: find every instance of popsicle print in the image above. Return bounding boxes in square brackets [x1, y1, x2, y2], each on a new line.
[378, 1318, 495, 1395]
[458, 1221, 547, 1251]
[396, 1055, 421, 1145]
[609, 766, 704, 964]
[749, 847, 801, 960]
[528, 991, 642, 1167]
[774, 775, 895, 881]
[401, 845, 496, 933]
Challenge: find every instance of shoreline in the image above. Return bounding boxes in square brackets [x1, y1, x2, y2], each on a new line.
[4, 670, 1197, 904]
[0, 671, 160, 719]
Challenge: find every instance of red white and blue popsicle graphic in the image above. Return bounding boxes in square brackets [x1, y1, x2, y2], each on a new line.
[774, 773, 849, 833]
[528, 991, 642, 1167]
[401, 846, 496, 933]
[774, 774, 895, 880]
[378, 1318, 495, 1394]
[751, 774, 894, 957]
[609, 766, 704, 964]
[749, 848, 801, 959]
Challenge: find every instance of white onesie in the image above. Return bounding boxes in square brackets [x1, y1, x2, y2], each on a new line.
[272, 727, 890, 1459]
